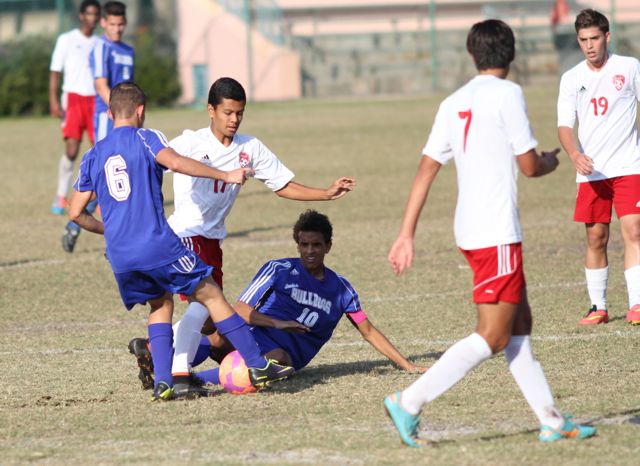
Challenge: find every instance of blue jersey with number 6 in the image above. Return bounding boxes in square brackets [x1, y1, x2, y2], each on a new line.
[238, 258, 362, 369]
[74, 126, 186, 273]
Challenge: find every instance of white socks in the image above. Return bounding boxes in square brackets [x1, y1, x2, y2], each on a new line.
[585, 267, 608, 310]
[57, 155, 74, 198]
[504, 336, 563, 430]
[624, 265, 640, 309]
[171, 302, 209, 374]
[401, 333, 492, 415]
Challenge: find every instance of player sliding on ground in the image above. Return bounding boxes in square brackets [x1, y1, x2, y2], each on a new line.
[384, 20, 596, 447]
[68, 82, 301, 401]
[128, 210, 425, 390]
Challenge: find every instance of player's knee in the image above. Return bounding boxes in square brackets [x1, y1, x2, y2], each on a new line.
[484, 333, 511, 354]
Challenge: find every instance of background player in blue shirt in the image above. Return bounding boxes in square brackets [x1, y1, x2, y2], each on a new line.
[129, 210, 425, 389]
[63, 1, 135, 253]
[68, 82, 299, 400]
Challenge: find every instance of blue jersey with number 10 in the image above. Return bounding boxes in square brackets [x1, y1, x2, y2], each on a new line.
[74, 126, 186, 273]
[238, 258, 362, 370]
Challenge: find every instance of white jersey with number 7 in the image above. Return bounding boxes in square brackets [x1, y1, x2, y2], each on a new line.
[423, 75, 538, 250]
[557, 54, 640, 183]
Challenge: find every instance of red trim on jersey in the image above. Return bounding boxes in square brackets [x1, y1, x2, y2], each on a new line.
[574, 175, 640, 224]
[460, 243, 525, 304]
[347, 309, 368, 325]
[178, 236, 223, 301]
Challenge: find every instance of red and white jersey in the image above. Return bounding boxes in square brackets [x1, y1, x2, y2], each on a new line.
[50, 29, 98, 96]
[423, 75, 538, 250]
[167, 128, 295, 240]
[557, 54, 640, 182]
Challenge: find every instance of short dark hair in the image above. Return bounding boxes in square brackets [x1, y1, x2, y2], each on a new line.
[109, 82, 145, 118]
[79, 0, 100, 14]
[103, 1, 126, 17]
[208, 77, 246, 107]
[574, 9, 609, 34]
[293, 210, 333, 244]
[466, 19, 515, 71]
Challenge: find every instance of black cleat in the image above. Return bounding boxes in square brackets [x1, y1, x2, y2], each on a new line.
[128, 338, 154, 390]
[172, 375, 217, 400]
[248, 359, 295, 390]
[61, 225, 80, 253]
[150, 381, 173, 402]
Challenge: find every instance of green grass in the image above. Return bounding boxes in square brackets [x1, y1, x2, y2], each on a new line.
[1, 89, 639, 465]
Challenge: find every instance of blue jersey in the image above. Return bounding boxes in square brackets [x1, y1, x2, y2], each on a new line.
[74, 126, 186, 273]
[90, 36, 134, 114]
[238, 258, 362, 370]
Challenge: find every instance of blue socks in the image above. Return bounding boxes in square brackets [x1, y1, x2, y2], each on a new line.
[215, 314, 266, 368]
[196, 368, 220, 385]
[148, 323, 173, 388]
[192, 336, 212, 367]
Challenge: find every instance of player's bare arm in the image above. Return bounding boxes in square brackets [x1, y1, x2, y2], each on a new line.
[48, 71, 62, 118]
[388, 156, 441, 276]
[156, 148, 254, 184]
[234, 301, 310, 334]
[558, 126, 594, 175]
[95, 77, 111, 107]
[517, 148, 560, 178]
[68, 189, 104, 234]
[351, 318, 426, 372]
[275, 177, 356, 201]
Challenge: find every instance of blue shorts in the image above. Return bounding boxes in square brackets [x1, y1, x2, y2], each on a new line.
[250, 327, 305, 370]
[114, 252, 214, 310]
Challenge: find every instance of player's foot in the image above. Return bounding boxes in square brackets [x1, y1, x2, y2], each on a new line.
[61, 225, 80, 253]
[150, 381, 173, 402]
[50, 196, 68, 215]
[539, 415, 596, 442]
[578, 305, 608, 325]
[626, 304, 640, 325]
[247, 359, 295, 389]
[172, 374, 217, 399]
[384, 392, 422, 448]
[128, 337, 154, 390]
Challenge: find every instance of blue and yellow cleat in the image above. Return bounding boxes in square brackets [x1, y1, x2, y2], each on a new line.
[384, 392, 422, 448]
[539, 415, 596, 442]
[150, 381, 173, 402]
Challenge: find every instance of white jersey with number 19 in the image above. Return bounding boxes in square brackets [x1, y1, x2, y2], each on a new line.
[557, 54, 640, 183]
[423, 75, 538, 250]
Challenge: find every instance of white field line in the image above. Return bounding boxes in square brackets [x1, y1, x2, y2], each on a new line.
[0, 254, 103, 270]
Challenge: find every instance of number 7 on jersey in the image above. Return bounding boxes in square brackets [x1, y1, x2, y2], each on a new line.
[458, 109, 472, 153]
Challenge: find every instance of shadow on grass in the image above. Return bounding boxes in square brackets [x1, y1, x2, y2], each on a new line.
[272, 351, 443, 394]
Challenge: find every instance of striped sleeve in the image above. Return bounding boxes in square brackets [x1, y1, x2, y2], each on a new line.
[90, 40, 107, 78]
[336, 274, 362, 314]
[137, 128, 170, 158]
[239, 260, 292, 307]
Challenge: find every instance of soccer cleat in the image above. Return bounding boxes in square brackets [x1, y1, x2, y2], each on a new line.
[578, 305, 608, 325]
[247, 359, 295, 390]
[61, 225, 80, 253]
[626, 304, 640, 325]
[384, 392, 422, 448]
[128, 338, 154, 390]
[51, 196, 68, 215]
[539, 415, 596, 442]
[172, 374, 217, 400]
[150, 381, 173, 402]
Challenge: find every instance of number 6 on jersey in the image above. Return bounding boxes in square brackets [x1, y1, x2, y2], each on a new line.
[105, 155, 131, 201]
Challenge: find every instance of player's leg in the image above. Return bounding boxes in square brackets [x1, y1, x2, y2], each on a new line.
[52, 94, 82, 215]
[147, 292, 175, 401]
[191, 277, 294, 388]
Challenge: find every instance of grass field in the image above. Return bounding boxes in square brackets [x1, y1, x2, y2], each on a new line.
[1, 88, 639, 465]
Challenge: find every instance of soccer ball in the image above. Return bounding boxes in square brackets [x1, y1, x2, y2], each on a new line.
[219, 350, 257, 395]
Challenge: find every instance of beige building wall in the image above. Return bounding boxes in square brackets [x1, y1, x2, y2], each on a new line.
[177, 0, 301, 103]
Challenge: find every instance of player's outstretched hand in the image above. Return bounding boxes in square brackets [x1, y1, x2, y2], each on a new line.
[388, 236, 414, 276]
[273, 319, 310, 334]
[540, 147, 560, 174]
[404, 363, 428, 373]
[326, 177, 356, 200]
[569, 151, 594, 176]
[225, 167, 255, 185]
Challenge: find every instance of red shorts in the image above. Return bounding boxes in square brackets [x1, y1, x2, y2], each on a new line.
[179, 236, 223, 301]
[460, 243, 525, 305]
[61, 93, 95, 143]
[574, 175, 640, 223]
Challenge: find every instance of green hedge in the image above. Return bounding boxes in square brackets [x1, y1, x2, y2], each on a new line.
[0, 31, 181, 117]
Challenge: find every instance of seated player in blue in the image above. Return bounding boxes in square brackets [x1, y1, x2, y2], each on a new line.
[129, 210, 425, 389]
[68, 82, 300, 401]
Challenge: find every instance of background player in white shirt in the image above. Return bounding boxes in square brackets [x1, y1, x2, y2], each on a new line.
[48, 0, 100, 215]
[129, 77, 355, 385]
[384, 19, 595, 447]
[557, 9, 640, 326]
